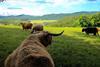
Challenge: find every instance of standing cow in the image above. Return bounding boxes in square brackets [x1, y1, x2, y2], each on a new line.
[20, 22, 33, 30]
[31, 24, 43, 33]
[82, 27, 99, 35]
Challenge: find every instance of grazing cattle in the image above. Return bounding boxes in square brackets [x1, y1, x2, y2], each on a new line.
[5, 30, 64, 67]
[31, 24, 43, 33]
[82, 27, 99, 35]
[20, 22, 33, 30]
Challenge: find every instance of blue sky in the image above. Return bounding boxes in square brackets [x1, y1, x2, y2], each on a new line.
[0, 0, 100, 16]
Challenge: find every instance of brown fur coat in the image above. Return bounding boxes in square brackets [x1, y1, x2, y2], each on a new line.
[5, 33, 54, 67]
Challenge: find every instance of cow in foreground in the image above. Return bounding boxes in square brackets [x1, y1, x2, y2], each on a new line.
[82, 27, 99, 35]
[5, 30, 64, 67]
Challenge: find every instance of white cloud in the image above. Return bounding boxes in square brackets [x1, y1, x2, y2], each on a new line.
[46, 0, 86, 6]
[0, 0, 98, 16]
[0, 0, 46, 16]
[23, 7, 45, 16]
[0, 7, 45, 16]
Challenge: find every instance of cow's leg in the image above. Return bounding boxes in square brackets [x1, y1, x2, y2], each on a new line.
[93, 33, 96, 36]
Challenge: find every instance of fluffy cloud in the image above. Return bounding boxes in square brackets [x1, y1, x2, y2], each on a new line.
[0, 0, 99, 16]
[0, 0, 46, 16]
[45, 0, 86, 5]
[0, 6, 45, 16]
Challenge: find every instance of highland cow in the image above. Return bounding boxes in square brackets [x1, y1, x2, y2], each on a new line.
[31, 24, 43, 33]
[5, 30, 64, 67]
[82, 27, 99, 35]
[20, 22, 33, 30]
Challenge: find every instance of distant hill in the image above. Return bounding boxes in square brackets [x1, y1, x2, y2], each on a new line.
[0, 11, 99, 20]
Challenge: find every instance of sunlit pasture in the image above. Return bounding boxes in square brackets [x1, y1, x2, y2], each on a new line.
[0, 25, 100, 67]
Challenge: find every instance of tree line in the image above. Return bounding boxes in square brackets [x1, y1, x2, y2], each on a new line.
[79, 13, 100, 27]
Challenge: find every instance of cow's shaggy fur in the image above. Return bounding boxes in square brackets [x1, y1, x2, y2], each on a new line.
[20, 22, 33, 30]
[5, 31, 64, 67]
[82, 27, 99, 35]
[31, 24, 43, 33]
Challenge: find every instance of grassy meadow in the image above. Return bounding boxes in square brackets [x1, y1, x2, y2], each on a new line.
[0, 25, 100, 67]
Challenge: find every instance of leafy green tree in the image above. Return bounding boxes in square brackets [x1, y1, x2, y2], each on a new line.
[79, 16, 92, 27]
[91, 13, 100, 26]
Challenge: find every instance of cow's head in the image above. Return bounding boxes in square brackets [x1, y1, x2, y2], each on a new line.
[82, 28, 86, 32]
[32, 31, 64, 47]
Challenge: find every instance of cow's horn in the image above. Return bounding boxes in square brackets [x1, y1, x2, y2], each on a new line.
[48, 31, 64, 36]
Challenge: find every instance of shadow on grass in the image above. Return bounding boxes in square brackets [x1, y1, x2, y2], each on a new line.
[48, 34, 100, 67]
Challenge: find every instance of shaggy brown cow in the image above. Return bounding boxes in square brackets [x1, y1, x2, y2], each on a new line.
[82, 27, 99, 35]
[20, 22, 33, 30]
[5, 31, 64, 67]
[31, 24, 43, 33]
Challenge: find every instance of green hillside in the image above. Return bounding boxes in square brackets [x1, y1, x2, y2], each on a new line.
[47, 16, 80, 27]
[0, 11, 100, 27]
[47, 12, 100, 27]
[0, 11, 97, 20]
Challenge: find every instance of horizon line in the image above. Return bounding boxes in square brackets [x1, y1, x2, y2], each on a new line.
[0, 10, 100, 16]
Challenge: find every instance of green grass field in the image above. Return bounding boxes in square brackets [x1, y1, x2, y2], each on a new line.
[0, 25, 100, 67]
